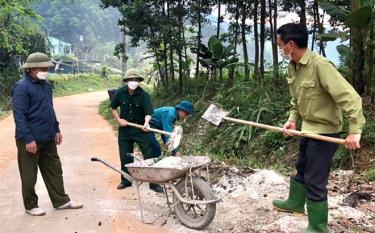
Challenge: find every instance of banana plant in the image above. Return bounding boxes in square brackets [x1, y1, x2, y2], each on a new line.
[318, 0, 374, 42]
[318, 0, 375, 94]
[192, 35, 239, 80]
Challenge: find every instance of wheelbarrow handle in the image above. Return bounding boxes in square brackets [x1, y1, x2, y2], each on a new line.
[125, 122, 172, 136]
[223, 116, 346, 145]
[90, 157, 134, 183]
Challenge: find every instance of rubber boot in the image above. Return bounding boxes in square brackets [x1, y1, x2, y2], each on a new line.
[273, 178, 306, 214]
[149, 183, 164, 193]
[300, 199, 328, 233]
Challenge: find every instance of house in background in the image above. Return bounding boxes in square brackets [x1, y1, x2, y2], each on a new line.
[49, 37, 72, 55]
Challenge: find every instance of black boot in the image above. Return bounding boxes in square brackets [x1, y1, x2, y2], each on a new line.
[117, 182, 132, 190]
[149, 183, 164, 193]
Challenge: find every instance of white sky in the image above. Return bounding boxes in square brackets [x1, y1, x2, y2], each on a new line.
[211, 5, 333, 29]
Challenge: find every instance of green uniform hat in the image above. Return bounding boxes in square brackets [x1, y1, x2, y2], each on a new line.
[22, 52, 54, 69]
[123, 68, 144, 82]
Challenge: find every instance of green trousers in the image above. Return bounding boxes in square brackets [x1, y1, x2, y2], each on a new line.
[16, 140, 70, 210]
[118, 128, 156, 184]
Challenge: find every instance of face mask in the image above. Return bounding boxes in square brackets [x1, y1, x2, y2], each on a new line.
[279, 44, 293, 61]
[127, 81, 140, 90]
[36, 72, 49, 80]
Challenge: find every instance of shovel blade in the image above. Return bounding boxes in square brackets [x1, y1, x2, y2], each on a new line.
[201, 104, 229, 126]
[167, 125, 183, 152]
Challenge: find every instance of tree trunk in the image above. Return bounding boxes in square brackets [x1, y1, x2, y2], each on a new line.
[311, 0, 317, 51]
[367, 23, 373, 97]
[149, 22, 166, 89]
[254, 0, 259, 78]
[167, 1, 175, 81]
[217, 0, 221, 38]
[317, 11, 326, 56]
[269, 0, 279, 79]
[177, 0, 184, 94]
[195, 0, 202, 78]
[229, 3, 240, 83]
[162, 1, 169, 88]
[241, 2, 250, 81]
[298, 0, 307, 26]
[163, 40, 169, 88]
[260, 0, 266, 80]
[350, 0, 365, 95]
[182, 21, 190, 80]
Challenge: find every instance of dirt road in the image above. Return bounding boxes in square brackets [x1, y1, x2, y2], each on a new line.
[0, 91, 178, 233]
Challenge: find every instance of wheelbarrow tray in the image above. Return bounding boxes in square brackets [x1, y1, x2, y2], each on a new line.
[125, 156, 211, 183]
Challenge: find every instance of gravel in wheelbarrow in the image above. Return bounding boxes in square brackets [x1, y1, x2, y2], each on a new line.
[125, 156, 211, 183]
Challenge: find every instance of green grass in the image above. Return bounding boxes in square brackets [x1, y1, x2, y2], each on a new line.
[364, 167, 375, 182]
[49, 74, 121, 97]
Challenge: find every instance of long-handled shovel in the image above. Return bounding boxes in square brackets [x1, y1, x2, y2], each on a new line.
[202, 104, 346, 145]
[124, 122, 183, 151]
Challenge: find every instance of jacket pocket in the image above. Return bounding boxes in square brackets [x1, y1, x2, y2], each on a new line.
[300, 80, 317, 98]
[297, 81, 317, 119]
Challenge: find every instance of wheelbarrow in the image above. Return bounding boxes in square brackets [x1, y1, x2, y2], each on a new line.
[91, 154, 221, 230]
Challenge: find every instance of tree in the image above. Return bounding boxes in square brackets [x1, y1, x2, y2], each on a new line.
[241, 1, 250, 81]
[319, 0, 374, 95]
[253, 0, 260, 79]
[0, 0, 49, 99]
[269, 0, 279, 79]
[34, 0, 120, 45]
[259, 0, 266, 80]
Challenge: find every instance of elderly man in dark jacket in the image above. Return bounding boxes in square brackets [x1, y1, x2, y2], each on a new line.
[12, 52, 83, 216]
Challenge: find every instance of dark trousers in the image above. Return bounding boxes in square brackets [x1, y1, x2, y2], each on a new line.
[149, 133, 167, 157]
[293, 134, 340, 201]
[149, 133, 177, 157]
[16, 140, 70, 210]
[118, 131, 156, 184]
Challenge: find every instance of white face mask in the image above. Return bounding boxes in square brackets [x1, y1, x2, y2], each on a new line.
[279, 44, 293, 61]
[127, 81, 140, 90]
[36, 71, 49, 80]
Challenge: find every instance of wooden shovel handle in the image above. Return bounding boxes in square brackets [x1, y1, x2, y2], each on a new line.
[125, 122, 172, 136]
[223, 116, 346, 145]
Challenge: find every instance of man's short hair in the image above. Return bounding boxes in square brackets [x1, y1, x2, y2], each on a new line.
[276, 23, 308, 48]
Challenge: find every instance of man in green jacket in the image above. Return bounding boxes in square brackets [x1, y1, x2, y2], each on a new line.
[110, 69, 162, 193]
[273, 23, 365, 233]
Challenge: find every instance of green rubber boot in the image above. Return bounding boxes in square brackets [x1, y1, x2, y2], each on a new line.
[300, 199, 328, 233]
[273, 178, 306, 214]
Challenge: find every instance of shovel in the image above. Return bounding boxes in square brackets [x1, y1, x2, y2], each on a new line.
[202, 104, 346, 145]
[125, 122, 183, 151]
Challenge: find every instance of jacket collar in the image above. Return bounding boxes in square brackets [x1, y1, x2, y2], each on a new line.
[26, 73, 43, 84]
[298, 48, 312, 65]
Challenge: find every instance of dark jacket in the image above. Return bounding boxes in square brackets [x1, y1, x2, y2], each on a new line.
[12, 74, 60, 144]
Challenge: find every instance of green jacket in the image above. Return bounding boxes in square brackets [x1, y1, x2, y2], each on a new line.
[110, 86, 153, 138]
[286, 49, 365, 134]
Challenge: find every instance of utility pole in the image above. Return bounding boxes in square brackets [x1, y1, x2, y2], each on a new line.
[120, 4, 127, 83]
[121, 26, 127, 80]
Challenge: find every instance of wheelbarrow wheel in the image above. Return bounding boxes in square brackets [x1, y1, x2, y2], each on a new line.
[173, 177, 216, 230]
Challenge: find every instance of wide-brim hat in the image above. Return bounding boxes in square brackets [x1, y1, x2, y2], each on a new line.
[122, 68, 144, 81]
[122, 73, 144, 82]
[22, 52, 54, 69]
[175, 100, 194, 115]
